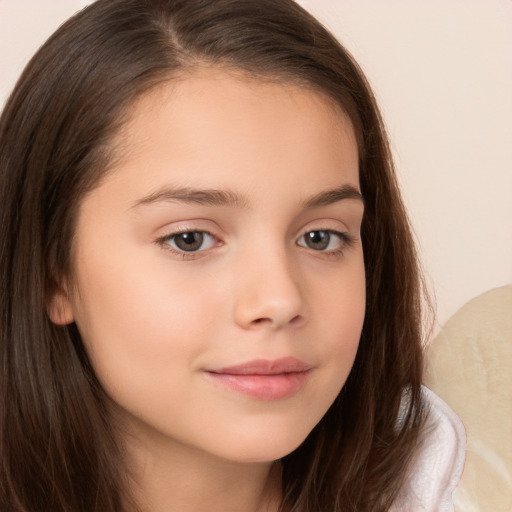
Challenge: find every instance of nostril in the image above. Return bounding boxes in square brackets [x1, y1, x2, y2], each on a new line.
[249, 314, 303, 328]
[289, 315, 303, 327]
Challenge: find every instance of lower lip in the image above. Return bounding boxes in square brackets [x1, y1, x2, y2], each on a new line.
[205, 371, 310, 400]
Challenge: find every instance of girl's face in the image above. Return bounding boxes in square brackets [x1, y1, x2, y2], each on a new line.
[52, 70, 365, 464]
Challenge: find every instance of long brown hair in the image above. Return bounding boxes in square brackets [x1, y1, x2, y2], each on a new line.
[0, 1, 427, 510]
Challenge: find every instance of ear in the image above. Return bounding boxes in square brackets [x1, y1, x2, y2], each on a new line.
[47, 286, 75, 325]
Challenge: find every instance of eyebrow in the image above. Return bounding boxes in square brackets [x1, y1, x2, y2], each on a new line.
[131, 186, 249, 209]
[301, 185, 364, 208]
[130, 184, 363, 210]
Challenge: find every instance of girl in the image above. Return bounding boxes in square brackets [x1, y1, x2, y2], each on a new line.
[0, 1, 464, 511]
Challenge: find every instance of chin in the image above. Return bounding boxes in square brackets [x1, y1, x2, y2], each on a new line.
[210, 423, 315, 464]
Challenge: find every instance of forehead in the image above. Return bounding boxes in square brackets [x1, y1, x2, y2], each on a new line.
[102, 68, 359, 198]
[120, 68, 354, 143]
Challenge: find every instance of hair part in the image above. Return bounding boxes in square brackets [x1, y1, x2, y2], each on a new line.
[0, 1, 428, 511]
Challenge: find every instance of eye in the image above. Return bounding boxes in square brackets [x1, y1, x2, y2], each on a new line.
[160, 231, 217, 253]
[297, 230, 352, 252]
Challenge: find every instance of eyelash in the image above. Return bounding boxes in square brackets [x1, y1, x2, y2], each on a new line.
[155, 228, 355, 259]
[155, 229, 219, 260]
[297, 229, 355, 256]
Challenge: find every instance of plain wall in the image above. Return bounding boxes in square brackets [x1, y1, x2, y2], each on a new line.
[1, 0, 511, 332]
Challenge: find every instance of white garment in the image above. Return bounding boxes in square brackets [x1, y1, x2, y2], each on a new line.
[392, 386, 466, 511]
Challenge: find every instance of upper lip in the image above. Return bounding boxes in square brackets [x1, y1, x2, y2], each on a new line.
[207, 357, 312, 375]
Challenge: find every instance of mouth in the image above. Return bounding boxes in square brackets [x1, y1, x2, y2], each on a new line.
[204, 357, 312, 400]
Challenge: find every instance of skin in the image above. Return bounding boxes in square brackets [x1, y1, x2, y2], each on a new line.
[50, 69, 366, 512]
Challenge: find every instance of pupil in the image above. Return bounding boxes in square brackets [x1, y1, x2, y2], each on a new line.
[175, 232, 203, 251]
[307, 231, 329, 250]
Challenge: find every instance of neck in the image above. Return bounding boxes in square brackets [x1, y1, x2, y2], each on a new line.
[121, 424, 282, 512]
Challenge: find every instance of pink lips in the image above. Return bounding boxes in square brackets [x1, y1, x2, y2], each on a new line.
[205, 357, 312, 400]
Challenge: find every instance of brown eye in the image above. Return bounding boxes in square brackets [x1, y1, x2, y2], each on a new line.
[297, 230, 352, 253]
[165, 231, 216, 252]
[303, 230, 330, 250]
[174, 232, 204, 251]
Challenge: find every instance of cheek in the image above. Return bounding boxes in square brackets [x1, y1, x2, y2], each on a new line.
[70, 248, 222, 395]
[312, 249, 365, 322]
[313, 255, 365, 378]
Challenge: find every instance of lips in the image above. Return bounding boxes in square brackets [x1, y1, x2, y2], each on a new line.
[205, 357, 312, 400]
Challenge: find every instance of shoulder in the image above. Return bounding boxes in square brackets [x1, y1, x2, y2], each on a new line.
[392, 386, 466, 512]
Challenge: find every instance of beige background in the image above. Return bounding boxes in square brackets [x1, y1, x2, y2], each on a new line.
[1, 0, 511, 331]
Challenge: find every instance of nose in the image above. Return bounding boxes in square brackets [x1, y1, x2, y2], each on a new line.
[232, 248, 306, 330]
